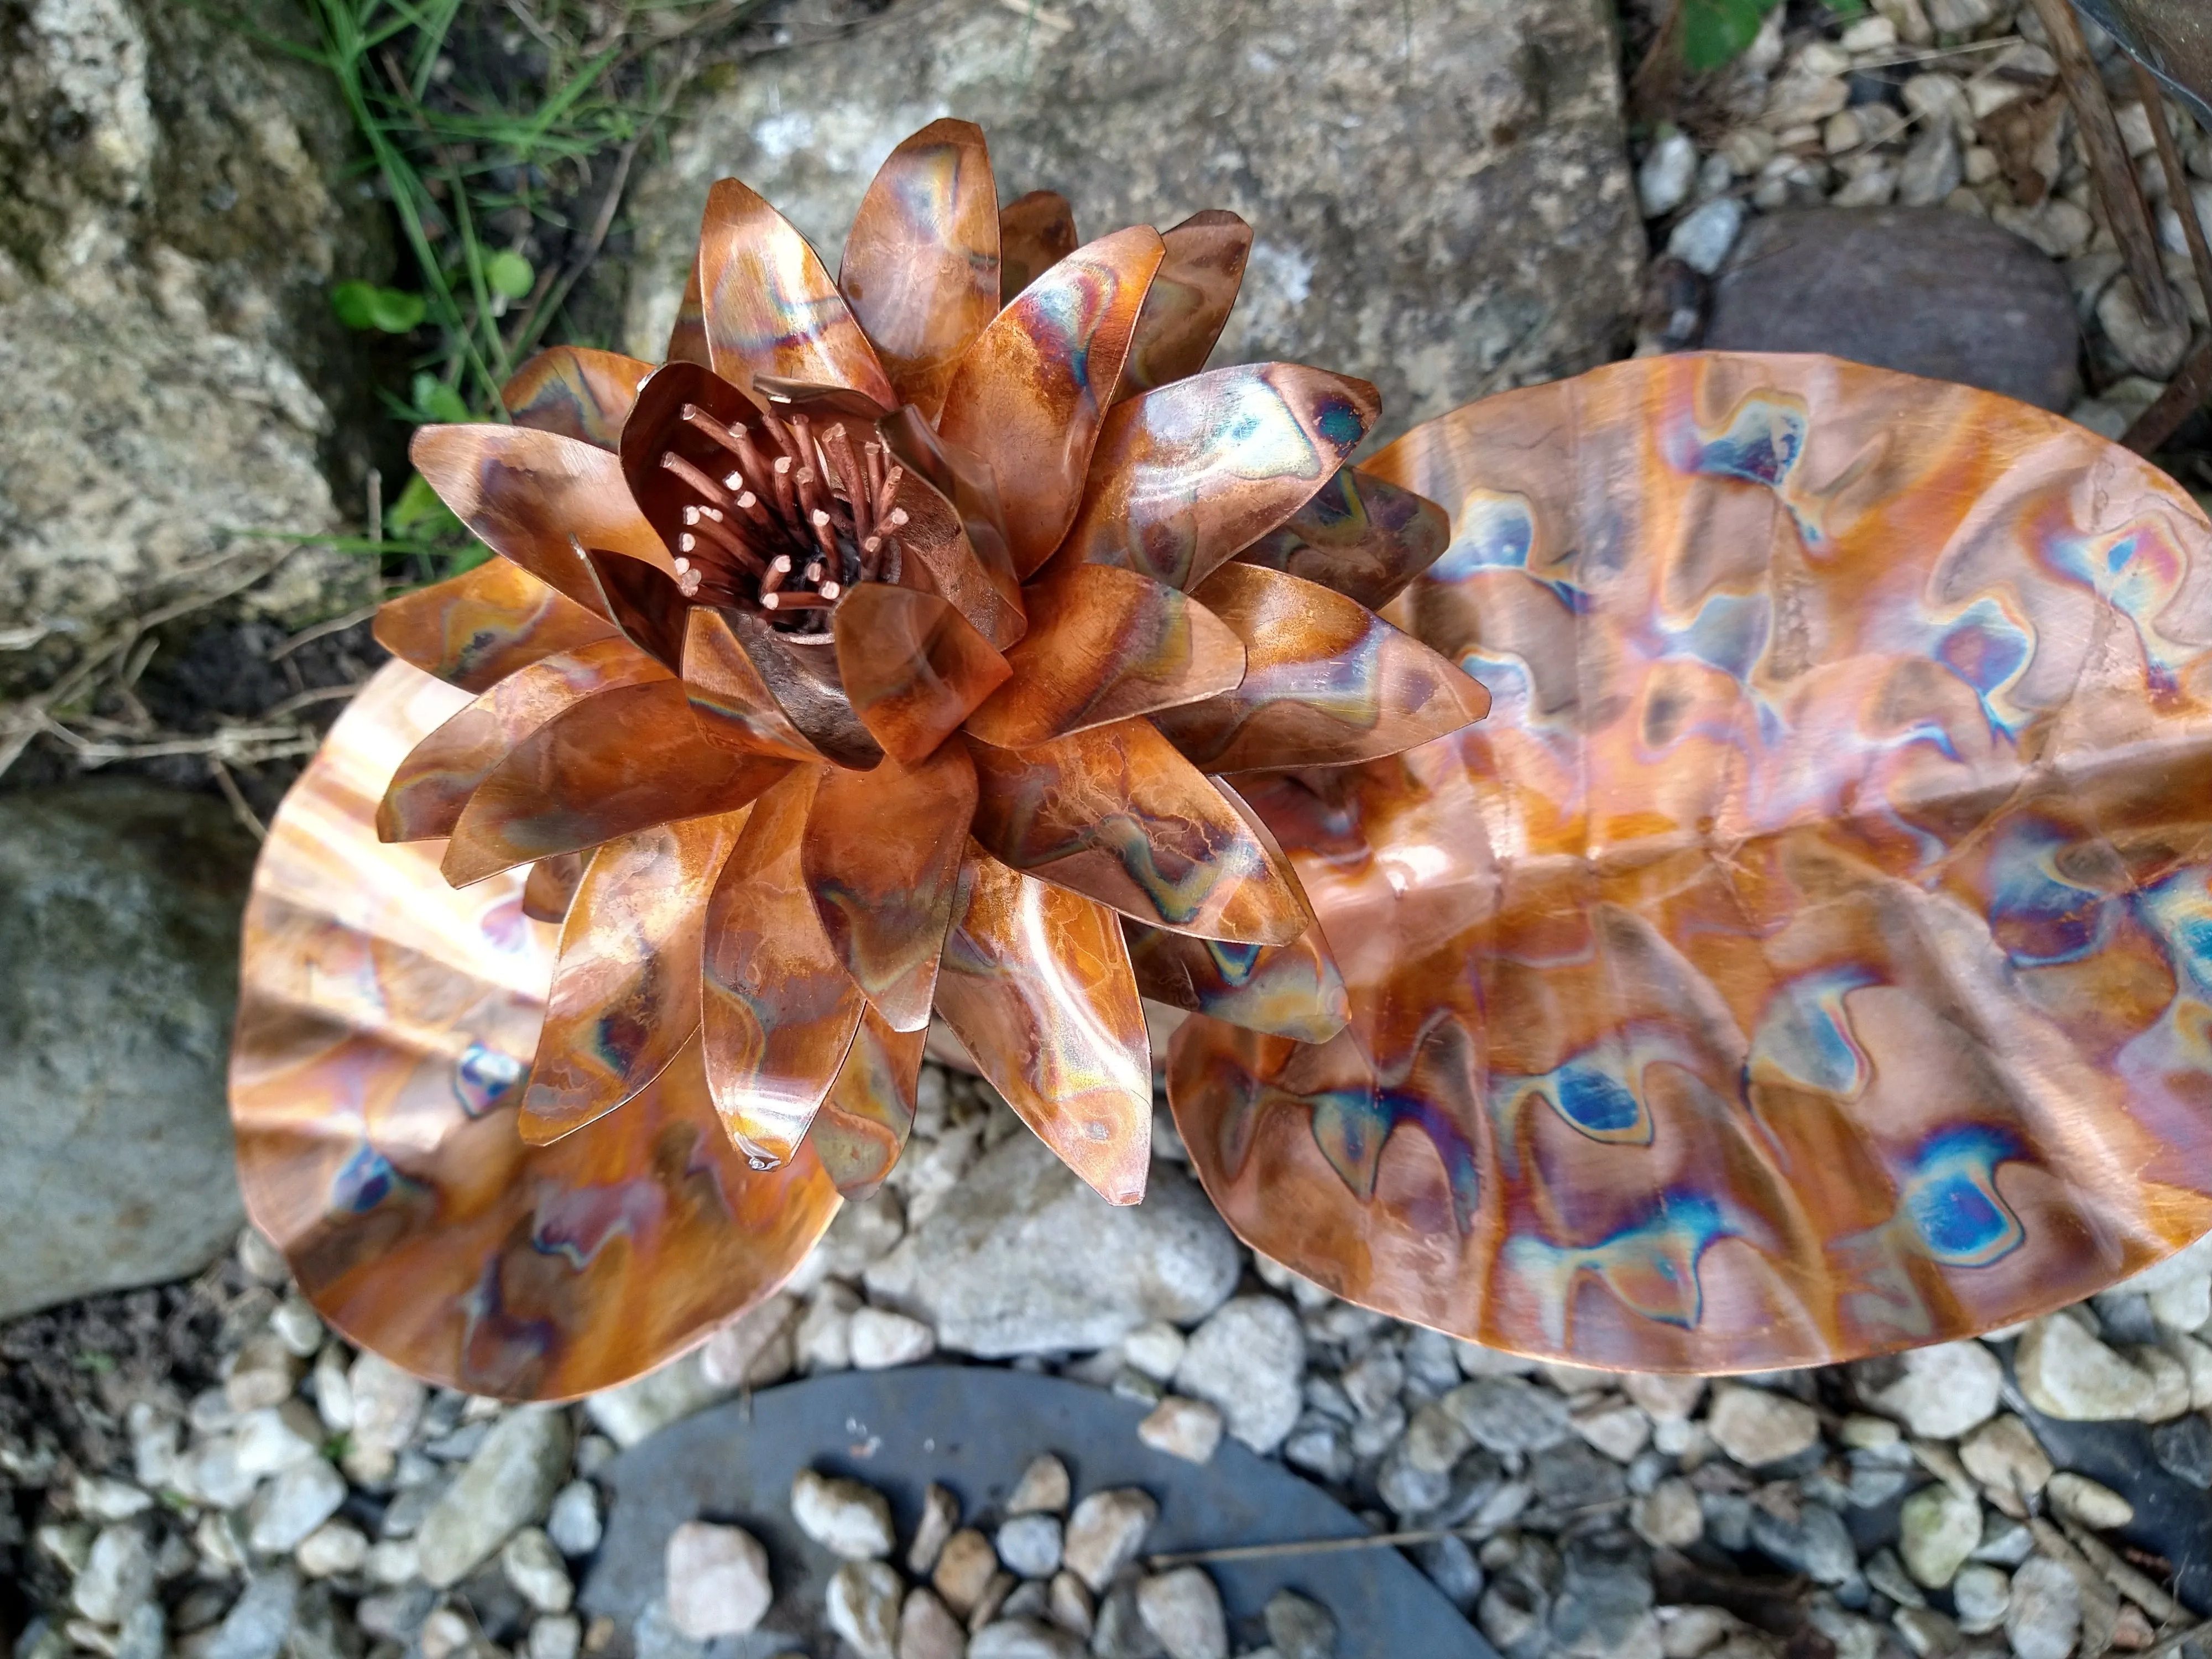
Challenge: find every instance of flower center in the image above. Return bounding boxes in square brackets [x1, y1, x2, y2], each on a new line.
[656, 404, 910, 639]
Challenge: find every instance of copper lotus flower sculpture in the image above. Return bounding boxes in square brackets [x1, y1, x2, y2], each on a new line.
[231, 119, 1490, 1396]
[1169, 354, 2212, 1374]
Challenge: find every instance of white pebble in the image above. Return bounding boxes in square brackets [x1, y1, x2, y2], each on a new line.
[1667, 200, 1745, 277]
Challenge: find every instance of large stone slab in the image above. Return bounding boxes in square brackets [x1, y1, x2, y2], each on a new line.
[0, 0, 380, 690]
[861, 1132, 1239, 1356]
[620, 0, 1644, 446]
[1704, 208, 2080, 411]
[0, 782, 258, 1316]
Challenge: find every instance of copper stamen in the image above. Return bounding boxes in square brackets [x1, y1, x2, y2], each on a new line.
[660, 452, 731, 507]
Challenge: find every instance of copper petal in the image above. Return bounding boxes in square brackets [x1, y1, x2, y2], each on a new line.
[582, 547, 691, 672]
[879, 413, 1026, 650]
[443, 681, 790, 885]
[802, 740, 977, 1031]
[378, 638, 668, 844]
[962, 563, 1246, 749]
[519, 813, 747, 1145]
[502, 346, 654, 448]
[615, 359, 765, 562]
[1125, 920, 1349, 1045]
[808, 1005, 927, 1200]
[937, 226, 1165, 579]
[1059, 364, 1379, 593]
[838, 119, 1000, 421]
[520, 853, 585, 924]
[691, 177, 896, 406]
[667, 253, 708, 369]
[933, 846, 1153, 1205]
[372, 559, 618, 695]
[998, 190, 1078, 304]
[1152, 562, 1491, 773]
[1233, 465, 1453, 612]
[1115, 210, 1251, 400]
[231, 661, 837, 1399]
[966, 718, 1310, 945]
[682, 606, 833, 763]
[411, 425, 673, 614]
[701, 768, 868, 1167]
[714, 605, 883, 770]
[833, 582, 1011, 768]
[1171, 351, 2212, 1372]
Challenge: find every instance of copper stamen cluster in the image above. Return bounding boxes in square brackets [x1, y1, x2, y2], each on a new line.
[659, 404, 909, 636]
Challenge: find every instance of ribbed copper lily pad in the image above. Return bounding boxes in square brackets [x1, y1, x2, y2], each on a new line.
[230, 665, 839, 1399]
[1168, 352, 2212, 1373]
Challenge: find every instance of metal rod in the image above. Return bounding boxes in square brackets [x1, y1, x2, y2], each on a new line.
[2124, 65, 2212, 455]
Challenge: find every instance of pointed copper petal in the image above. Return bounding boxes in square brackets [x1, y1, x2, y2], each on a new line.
[1152, 563, 1491, 771]
[667, 253, 709, 368]
[966, 718, 1310, 945]
[520, 852, 586, 923]
[1115, 210, 1251, 400]
[998, 190, 1078, 304]
[582, 547, 691, 672]
[1125, 919, 1349, 1044]
[615, 358, 764, 560]
[962, 563, 1246, 749]
[411, 425, 673, 614]
[501, 346, 655, 448]
[701, 768, 868, 1167]
[717, 606, 883, 770]
[1059, 363, 1379, 593]
[682, 607, 831, 763]
[933, 847, 1152, 1206]
[838, 119, 1000, 421]
[937, 226, 1165, 579]
[377, 639, 669, 843]
[802, 739, 976, 1031]
[692, 177, 896, 406]
[231, 664, 839, 1399]
[442, 681, 790, 884]
[519, 813, 747, 1145]
[833, 582, 1011, 768]
[1233, 465, 1452, 611]
[808, 1004, 927, 1200]
[878, 413, 1026, 650]
[373, 559, 618, 695]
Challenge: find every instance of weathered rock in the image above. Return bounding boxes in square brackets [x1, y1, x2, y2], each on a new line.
[248, 1457, 347, 1554]
[2005, 1555, 2081, 1659]
[664, 1521, 771, 1641]
[827, 1559, 903, 1659]
[1063, 1489, 1158, 1593]
[1959, 1414, 2054, 1505]
[907, 1483, 960, 1577]
[0, 784, 259, 1317]
[1139, 1395, 1224, 1465]
[696, 1293, 800, 1391]
[583, 1349, 729, 1448]
[1860, 1342, 2005, 1441]
[1264, 1588, 1338, 1659]
[2016, 1314, 2161, 1420]
[502, 1528, 575, 1614]
[863, 1134, 1239, 1355]
[898, 1587, 968, 1659]
[415, 1408, 572, 1588]
[1630, 1478, 1703, 1549]
[791, 1468, 896, 1561]
[529, 1615, 582, 1659]
[1009, 1454, 1071, 1516]
[1954, 1562, 2011, 1635]
[2046, 1470, 2135, 1529]
[0, 0, 378, 691]
[201, 1569, 299, 1659]
[933, 1527, 1000, 1616]
[1707, 1385, 1820, 1468]
[620, 0, 1642, 452]
[546, 1481, 602, 1558]
[1172, 1297, 1303, 1454]
[1705, 210, 2079, 410]
[849, 1307, 937, 1370]
[74, 1525, 155, 1624]
[969, 1617, 1087, 1659]
[1443, 1378, 1573, 1455]
[1898, 1484, 1982, 1588]
[1136, 1567, 1228, 1659]
[997, 1512, 1065, 1579]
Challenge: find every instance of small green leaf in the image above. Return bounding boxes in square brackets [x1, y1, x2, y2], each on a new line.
[1682, 0, 1784, 71]
[411, 372, 472, 425]
[332, 280, 427, 333]
[487, 250, 536, 301]
[388, 472, 465, 539]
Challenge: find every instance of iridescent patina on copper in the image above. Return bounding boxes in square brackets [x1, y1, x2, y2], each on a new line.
[231, 117, 1489, 1395]
[1168, 352, 2212, 1374]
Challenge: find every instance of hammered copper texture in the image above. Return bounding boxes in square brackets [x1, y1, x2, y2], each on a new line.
[229, 663, 839, 1400]
[1168, 352, 2212, 1373]
[1061, 364, 1378, 592]
[838, 118, 1000, 420]
[967, 718, 1310, 946]
[937, 226, 1165, 578]
[935, 848, 1154, 1204]
[374, 560, 620, 696]
[963, 563, 1246, 749]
